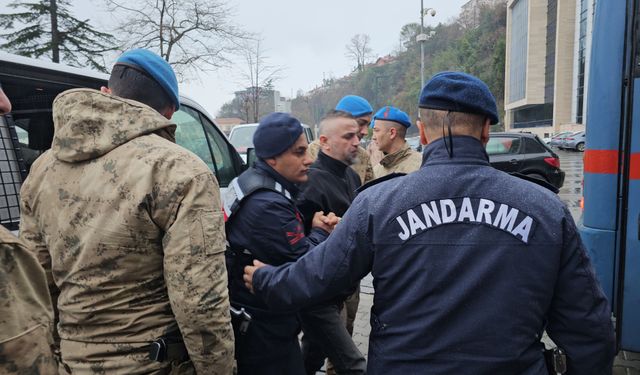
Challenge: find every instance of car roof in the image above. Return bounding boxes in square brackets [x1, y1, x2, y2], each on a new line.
[489, 132, 537, 138]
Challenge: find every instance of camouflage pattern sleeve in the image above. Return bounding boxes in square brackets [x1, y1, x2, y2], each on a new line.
[360, 148, 375, 184]
[161, 172, 234, 374]
[18, 197, 61, 348]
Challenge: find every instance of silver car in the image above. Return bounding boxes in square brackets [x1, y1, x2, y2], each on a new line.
[548, 131, 573, 147]
[561, 131, 586, 151]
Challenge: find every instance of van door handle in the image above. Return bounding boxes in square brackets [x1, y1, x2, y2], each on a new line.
[509, 159, 518, 164]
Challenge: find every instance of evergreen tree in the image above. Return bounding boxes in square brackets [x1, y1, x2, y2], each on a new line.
[0, 0, 117, 72]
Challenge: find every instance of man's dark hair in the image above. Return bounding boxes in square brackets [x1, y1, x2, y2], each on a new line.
[108, 65, 174, 113]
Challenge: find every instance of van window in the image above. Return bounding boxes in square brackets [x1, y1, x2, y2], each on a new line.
[172, 108, 216, 171]
[200, 114, 237, 187]
[0, 117, 24, 230]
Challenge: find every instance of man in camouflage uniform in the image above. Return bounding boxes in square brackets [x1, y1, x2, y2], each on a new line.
[1, 83, 58, 374]
[308, 95, 375, 185]
[370, 106, 423, 178]
[19, 49, 234, 374]
[0, 227, 58, 374]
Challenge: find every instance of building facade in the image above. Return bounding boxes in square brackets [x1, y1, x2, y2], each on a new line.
[504, 0, 595, 138]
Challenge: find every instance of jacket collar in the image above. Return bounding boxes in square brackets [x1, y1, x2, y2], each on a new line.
[422, 136, 490, 166]
[314, 151, 350, 177]
[254, 159, 300, 196]
[380, 142, 413, 168]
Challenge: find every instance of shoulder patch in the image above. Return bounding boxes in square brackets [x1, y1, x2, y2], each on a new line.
[356, 172, 406, 193]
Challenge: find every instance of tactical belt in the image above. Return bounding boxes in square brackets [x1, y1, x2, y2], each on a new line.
[147, 337, 189, 362]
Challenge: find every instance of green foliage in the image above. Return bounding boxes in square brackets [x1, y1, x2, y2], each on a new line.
[0, 0, 117, 72]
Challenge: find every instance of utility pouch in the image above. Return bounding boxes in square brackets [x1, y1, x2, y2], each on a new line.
[544, 347, 567, 374]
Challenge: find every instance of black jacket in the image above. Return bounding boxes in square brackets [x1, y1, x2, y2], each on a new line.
[296, 151, 361, 231]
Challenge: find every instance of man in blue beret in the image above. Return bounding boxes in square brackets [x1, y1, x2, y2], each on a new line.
[19, 48, 234, 373]
[370, 105, 422, 178]
[224, 112, 338, 375]
[243, 72, 615, 374]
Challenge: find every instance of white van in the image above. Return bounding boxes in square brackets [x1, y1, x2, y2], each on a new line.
[0, 52, 245, 231]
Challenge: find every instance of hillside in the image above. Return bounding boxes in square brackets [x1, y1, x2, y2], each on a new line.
[291, 4, 506, 135]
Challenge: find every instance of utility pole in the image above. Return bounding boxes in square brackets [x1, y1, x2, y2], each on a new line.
[417, 2, 436, 95]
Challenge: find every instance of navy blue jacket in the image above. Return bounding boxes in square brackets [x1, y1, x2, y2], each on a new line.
[253, 136, 616, 375]
[226, 160, 328, 312]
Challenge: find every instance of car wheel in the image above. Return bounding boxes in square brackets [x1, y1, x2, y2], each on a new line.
[576, 142, 585, 152]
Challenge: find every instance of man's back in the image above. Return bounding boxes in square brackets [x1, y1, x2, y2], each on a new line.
[20, 89, 233, 373]
[361, 137, 614, 373]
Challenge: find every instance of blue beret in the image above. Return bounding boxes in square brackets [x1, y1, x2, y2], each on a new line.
[371, 106, 412, 128]
[115, 49, 180, 110]
[335, 95, 373, 117]
[253, 112, 304, 159]
[419, 71, 499, 125]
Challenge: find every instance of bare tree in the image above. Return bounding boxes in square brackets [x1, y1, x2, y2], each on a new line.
[239, 39, 284, 122]
[105, 0, 250, 80]
[345, 34, 373, 73]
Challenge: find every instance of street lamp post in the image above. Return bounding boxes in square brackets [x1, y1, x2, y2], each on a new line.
[418, 2, 436, 92]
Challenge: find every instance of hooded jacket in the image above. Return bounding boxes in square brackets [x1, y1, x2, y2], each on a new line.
[19, 88, 234, 373]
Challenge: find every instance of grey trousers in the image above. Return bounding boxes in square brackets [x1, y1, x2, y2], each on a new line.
[299, 303, 366, 375]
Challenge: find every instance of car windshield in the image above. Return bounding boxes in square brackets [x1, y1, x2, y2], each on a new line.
[229, 126, 257, 151]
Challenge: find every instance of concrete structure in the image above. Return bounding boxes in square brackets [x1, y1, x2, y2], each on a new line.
[460, 0, 508, 28]
[214, 117, 244, 135]
[504, 0, 594, 138]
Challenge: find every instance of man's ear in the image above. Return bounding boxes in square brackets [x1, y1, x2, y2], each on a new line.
[480, 118, 491, 146]
[319, 134, 329, 149]
[265, 157, 277, 168]
[417, 120, 428, 145]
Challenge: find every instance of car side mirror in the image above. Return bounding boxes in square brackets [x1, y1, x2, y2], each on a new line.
[246, 148, 257, 168]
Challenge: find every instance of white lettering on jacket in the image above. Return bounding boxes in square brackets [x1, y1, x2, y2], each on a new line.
[395, 197, 535, 244]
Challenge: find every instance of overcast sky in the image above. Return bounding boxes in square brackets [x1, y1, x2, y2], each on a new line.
[0, 0, 469, 116]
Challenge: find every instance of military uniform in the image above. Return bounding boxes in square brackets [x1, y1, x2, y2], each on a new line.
[373, 142, 422, 178]
[225, 160, 328, 375]
[0, 227, 58, 374]
[251, 137, 616, 374]
[19, 89, 234, 374]
[308, 140, 374, 184]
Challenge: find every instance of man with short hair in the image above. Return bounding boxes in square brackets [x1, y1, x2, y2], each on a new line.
[224, 112, 338, 375]
[296, 110, 366, 375]
[308, 95, 375, 185]
[370, 106, 422, 178]
[244, 72, 616, 374]
[19, 49, 234, 374]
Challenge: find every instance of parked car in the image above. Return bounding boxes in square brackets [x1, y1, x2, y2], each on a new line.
[229, 122, 315, 162]
[0, 52, 245, 231]
[486, 132, 565, 189]
[548, 131, 574, 147]
[560, 131, 586, 151]
[406, 136, 422, 152]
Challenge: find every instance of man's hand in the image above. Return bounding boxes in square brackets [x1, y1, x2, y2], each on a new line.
[244, 260, 266, 293]
[312, 211, 341, 233]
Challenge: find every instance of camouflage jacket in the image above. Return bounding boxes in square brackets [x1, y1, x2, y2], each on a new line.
[19, 89, 234, 374]
[0, 226, 58, 374]
[373, 142, 423, 178]
[308, 140, 374, 184]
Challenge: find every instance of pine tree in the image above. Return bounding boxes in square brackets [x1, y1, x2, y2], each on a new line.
[0, 0, 117, 72]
